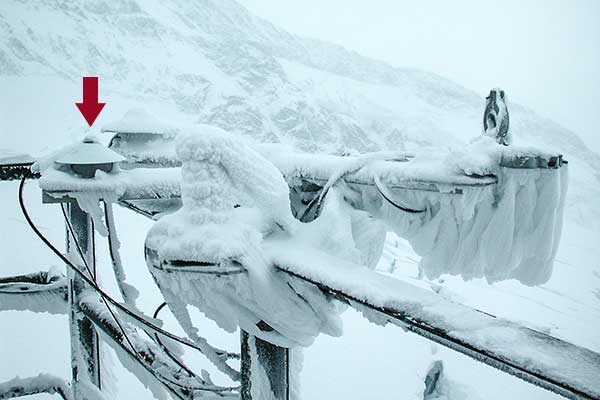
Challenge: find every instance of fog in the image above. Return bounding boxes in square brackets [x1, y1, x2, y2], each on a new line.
[241, 0, 600, 152]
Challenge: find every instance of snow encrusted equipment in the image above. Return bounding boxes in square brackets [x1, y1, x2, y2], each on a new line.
[1, 104, 598, 400]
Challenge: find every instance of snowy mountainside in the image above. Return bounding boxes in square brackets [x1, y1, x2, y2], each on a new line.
[0, 0, 594, 155]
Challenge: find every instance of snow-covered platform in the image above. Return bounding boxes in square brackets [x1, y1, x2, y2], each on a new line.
[0, 149, 36, 181]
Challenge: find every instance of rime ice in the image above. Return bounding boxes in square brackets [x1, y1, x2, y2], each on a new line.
[145, 126, 346, 348]
[376, 138, 568, 285]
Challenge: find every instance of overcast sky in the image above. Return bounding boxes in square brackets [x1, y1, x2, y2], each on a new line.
[240, 0, 600, 152]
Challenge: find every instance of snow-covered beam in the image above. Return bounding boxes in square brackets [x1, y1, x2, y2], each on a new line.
[78, 292, 239, 399]
[0, 270, 67, 314]
[40, 167, 182, 204]
[0, 374, 73, 400]
[103, 130, 566, 174]
[39, 142, 566, 213]
[0, 162, 38, 182]
[267, 242, 600, 400]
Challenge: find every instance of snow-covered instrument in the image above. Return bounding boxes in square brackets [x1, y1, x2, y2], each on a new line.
[2, 109, 597, 400]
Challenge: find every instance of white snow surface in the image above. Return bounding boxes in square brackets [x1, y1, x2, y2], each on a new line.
[0, 148, 34, 164]
[268, 135, 568, 285]
[40, 126, 567, 286]
[38, 160, 180, 236]
[0, 373, 73, 400]
[102, 109, 179, 137]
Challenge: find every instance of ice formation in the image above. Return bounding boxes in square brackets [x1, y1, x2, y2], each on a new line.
[37, 137, 180, 236]
[104, 202, 140, 306]
[247, 337, 278, 400]
[269, 134, 567, 285]
[145, 126, 357, 348]
[37, 130, 567, 290]
[0, 267, 67, 315]
[102, 109, 181, 168]
[267, 240, 600, 399]
[369, 137, 568, 285]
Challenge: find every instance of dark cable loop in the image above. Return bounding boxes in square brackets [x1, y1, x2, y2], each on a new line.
[19, 174, 238, 394]
[20, 175, 226, 356]
[60, 202, 140, 357]
[373, 174, 426, 214]
[59, 196, 200, 394]
[152, 302, 198, 379]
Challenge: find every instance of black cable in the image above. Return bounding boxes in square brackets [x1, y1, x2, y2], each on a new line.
[373, 175, 425, 214]
[299, 154, 420, 222]
[101, 202, 201, 382]
[19, 177, 226, 357]
[152, 302, 198, 379]
[19, 175, 238, 394]
[29, 182, 186, 398]
[60, 200, 197, 395]
[62, 207, 236, 394]
[60, 202, 139, 357]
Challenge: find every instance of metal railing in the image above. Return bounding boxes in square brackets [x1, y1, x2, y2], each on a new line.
[0, 145, 598, 400]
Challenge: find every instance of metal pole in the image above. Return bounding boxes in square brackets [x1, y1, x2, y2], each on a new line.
[240, 330, 289, 400]
[66, 202, 101, 399]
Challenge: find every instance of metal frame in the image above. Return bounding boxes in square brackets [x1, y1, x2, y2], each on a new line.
[65, 202, 102, 398]
[1, 148, 598, 400]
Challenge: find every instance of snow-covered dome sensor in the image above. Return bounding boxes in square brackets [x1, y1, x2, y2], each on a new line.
[101, 108, 178, 136]
[55, 139, 125, 178]
[103, 109, 180, 168]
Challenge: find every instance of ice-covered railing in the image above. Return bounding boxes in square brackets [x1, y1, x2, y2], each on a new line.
[135, 126, 590, 400]
[3, 107, 592, 400]
[265, 137, 568, 285]
[38, 122, 568, 286]
[0, 148, 37, 181]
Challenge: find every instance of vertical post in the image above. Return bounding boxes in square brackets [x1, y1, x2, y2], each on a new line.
[240, 330, 289, 400]
[66, 202, 101, 399]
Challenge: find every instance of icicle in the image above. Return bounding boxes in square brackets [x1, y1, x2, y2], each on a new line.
[104, 201, 139, 306]
[72, 191, 118, 237]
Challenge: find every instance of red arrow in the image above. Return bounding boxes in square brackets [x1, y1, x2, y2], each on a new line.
[75, 76, 106, 126]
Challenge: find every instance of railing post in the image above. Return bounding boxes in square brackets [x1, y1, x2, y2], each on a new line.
[66, 202, 101, 399]
[240, 331, 289, 400]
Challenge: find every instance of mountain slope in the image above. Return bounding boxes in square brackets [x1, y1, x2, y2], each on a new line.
[0, 0, 597, 158]
[3, 0, 600, 224]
